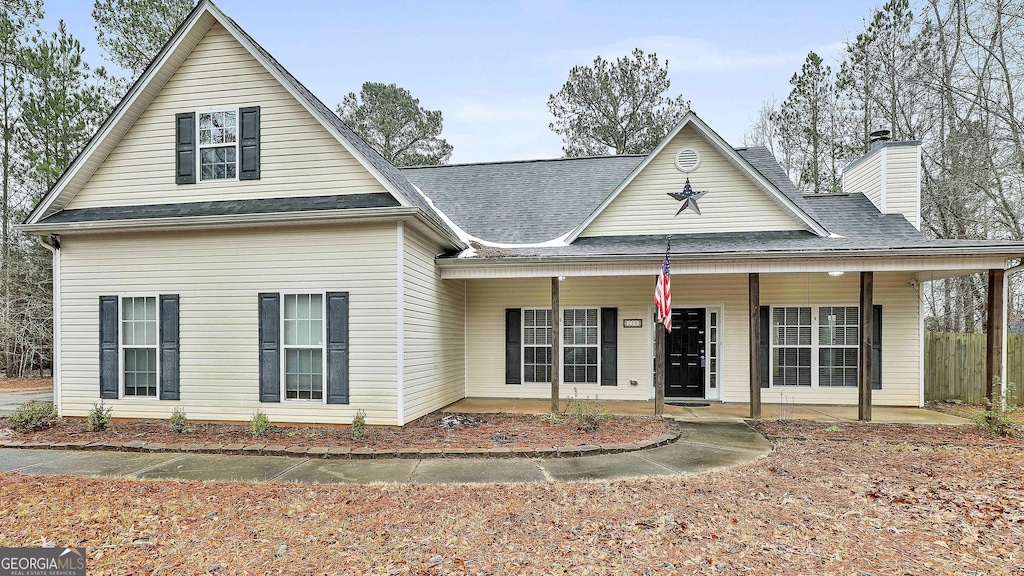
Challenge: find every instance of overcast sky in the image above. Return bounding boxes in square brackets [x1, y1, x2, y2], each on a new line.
[45, 0, 876, 164]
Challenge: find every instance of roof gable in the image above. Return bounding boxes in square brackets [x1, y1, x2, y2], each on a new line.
[568, 112, 828, 241]
[23, 1, 461, 245]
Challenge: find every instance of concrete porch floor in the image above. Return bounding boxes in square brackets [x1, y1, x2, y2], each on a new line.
[442, 398, 970, 425]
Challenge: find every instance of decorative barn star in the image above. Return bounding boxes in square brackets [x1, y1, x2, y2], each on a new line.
[668, 178, 708, 215]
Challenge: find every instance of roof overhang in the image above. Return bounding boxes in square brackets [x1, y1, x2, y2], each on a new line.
[436, 248, 1023, 279]
[565, 111, 830, 242]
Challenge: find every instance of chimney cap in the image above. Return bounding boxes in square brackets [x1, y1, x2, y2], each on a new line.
[869, 129, 892, 142]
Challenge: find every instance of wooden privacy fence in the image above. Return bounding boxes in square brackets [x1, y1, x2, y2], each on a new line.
[925, 332, 1024, 405]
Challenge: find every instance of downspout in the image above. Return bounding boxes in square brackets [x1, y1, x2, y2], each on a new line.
[1003, 260, 1024, 403]
[37, 235, 60, 416]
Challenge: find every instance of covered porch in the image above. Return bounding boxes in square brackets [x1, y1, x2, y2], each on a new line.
[441, 252, 1016, 422]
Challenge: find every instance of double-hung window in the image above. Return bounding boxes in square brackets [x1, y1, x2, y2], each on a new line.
[198, 110, 237, 180]
[121, 296, 158, 397]
[563, 308, 599, 384]
[772, 306, 811, 386]
[819, 306, 859, 387]
[283, 293, 324, 401]
[523, 309, 552, 383]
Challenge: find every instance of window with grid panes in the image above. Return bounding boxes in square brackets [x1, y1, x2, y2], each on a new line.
[283, 294, 324, 400]
[819, 306, 859, 387]
[522, 309, 552, 383]
[562, 308, 599, 384]
[122, 296, 158, 397]
[772, 307, 811, 386]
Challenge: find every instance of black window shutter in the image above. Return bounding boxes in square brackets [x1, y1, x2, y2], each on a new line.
[600, 307, 617, 386]
[175, 112, 195, 184]
[99, 296, 119, 399]
[759, 305, 770, 388]
[871, 305, 882, 390]
[238, 106, 260, 180]
[326, 292, 350, 404]
[505, 309, 521, 384]
[258, 293, 281, 402]
[159, 294, 180, 400]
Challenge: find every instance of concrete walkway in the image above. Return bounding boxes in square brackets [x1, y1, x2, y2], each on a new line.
[444, 398, 970, 425]
[0, 421, 770, 485]
[0, 388, 52, 416]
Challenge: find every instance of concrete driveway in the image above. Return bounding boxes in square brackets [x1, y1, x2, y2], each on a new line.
[0, 388, 53, 416]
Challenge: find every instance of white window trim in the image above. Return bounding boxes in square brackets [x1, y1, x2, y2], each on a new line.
[705, 307, 722, 400]
[647, 304, 726, 401]
[196, 108, 240, 183]
[817, 304, 860, 388]
[521, 307, 553, 384]
[561, 307, 601, 385]
[769, 303, 861, 389]
[279, 290, 328, 404]
[118, 294, 160, 400]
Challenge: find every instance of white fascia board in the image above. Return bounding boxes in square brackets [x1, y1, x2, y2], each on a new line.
[565, 111, 829, 242]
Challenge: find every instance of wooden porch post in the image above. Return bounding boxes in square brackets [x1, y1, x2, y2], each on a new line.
[551, 276, 560, 413]
[655, 321, 665, 415]
[749, 273, 761, 419]
[986, 268, 1005, 408]
[859, 271, 874, 422]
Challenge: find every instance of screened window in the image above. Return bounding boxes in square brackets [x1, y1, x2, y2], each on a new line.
[523, 309, 552, 383]
[198, 110, 237, 180]
[819, 306, 859, 387]
[772, 307, 811, 386]
[283, 293, 324, 400]
[563, 308, 599, 384]
[122, 296, 158, 397]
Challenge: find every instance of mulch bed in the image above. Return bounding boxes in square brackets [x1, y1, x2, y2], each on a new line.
[0, 411, 670, 452]
[753, 417, 1024, 447]
[0, 377, 51, 391]
[2, 421, 1023, 573]
[926, 400, 1024, 424]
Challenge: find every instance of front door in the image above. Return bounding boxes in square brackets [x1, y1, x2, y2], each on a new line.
[665, 308, 706, 398]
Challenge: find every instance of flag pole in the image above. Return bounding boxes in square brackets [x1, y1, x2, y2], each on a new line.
[654, 236, 671, 416]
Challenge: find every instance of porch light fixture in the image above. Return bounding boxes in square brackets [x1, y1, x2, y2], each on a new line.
[558, 276, 566, 281]
[828, 271, 845, 277]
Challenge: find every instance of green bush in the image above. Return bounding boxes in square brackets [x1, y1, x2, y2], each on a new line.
[87, 401, 113, 432]
[251, 410, 270, 438]
[8, 401, 59, 432]
[351, 409, 366, 440]
[973, 380, 1020, 437]
[169, 407, 187, 434]
[565, 388, 609, 432]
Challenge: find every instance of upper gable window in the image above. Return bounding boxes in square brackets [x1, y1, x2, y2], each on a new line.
[198, 110, 238, 180]
[176, 107, 260, 184]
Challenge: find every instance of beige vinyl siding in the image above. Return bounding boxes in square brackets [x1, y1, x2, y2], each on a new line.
[464, 272, 921, 406]
[580, 125, 805, 237]
[402, 226, 466, 423]
[66, 22, 388, 210]
[885, 145, 921, 228]
[59, 223, 400, 425]
[842, 151, 883, 211]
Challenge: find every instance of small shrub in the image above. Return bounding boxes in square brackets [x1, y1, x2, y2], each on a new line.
[825, 425, 841, 433]
[169, 407, 187, 434]
[8, 401, 59, 432]
[251, 410, 270, 438]
[973, 380, 1020, 437]
[565, 388, 609, 432]
[539, 412, 564, 424]
[87, 401, 113, 432]
[351, 409, 366, 440]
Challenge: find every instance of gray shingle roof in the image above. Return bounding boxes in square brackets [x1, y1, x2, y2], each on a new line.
[38, 193, 398, 224]
[403, 155, 645, 244]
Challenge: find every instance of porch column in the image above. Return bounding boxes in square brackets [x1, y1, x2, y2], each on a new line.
[859, 271, 874, 422]
[551, 276, 560, 413]
[986, 268, 1005, 408]
[655, 321, 665, 416]
[749, 273, 761, 419]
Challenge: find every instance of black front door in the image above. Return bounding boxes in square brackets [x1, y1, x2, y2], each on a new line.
[665, 308, 706, 398]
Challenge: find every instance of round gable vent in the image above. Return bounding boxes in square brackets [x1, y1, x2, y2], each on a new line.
[674, 147, 701, 173]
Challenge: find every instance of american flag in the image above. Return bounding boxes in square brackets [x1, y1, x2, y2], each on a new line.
[654, 241, 671, 331]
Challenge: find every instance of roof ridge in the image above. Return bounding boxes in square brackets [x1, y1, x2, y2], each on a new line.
[402, 154, 647, 170]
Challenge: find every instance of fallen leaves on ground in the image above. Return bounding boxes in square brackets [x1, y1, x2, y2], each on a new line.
[0, 377, 51, 391]
[0, 411, 669, 450]
[927, 401, 1024, 425]
[1, 421, 1023, 574]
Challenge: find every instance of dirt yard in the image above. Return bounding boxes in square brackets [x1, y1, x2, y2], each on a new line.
[1, 420, 1021, 574]
[928, 400, 1024, 424]
[0, 377, 51, 391]
[0, 411, 669, 451]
